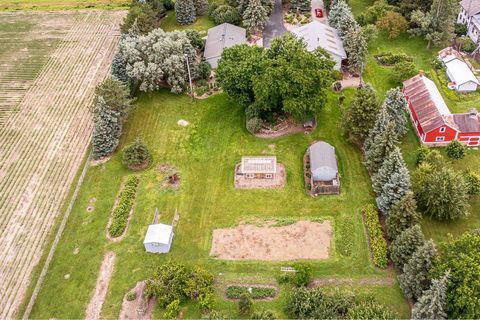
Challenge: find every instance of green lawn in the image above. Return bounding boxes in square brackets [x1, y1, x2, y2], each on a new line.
[30, 90, 408, 318]
[0, 0, 128, 10]
[160, 11, 215, 33]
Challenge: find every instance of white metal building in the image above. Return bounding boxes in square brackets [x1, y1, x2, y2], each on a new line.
[443, 57, 479, 92]
[240, 156, 277, 179]
[143, 223, 174, 253]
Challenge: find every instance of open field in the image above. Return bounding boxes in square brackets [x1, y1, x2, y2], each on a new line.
[29, 89, 408, 318]
[0, 10, 124, 318]
[0, 0, 129, 11]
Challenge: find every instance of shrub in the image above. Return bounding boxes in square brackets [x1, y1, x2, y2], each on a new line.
[226, 286, 276, 299]
[376, 11, 407, 39]
[336, 216, 354, 256]
[363, 204, 388, 268]
[251, 310, 277, 319]
[431, 58, 444, 70]
[164, 299, 180, 319]
[375, 52, 413, 65]
[198, 61, 211, 79]
[122, 138, 151, 170]
[464, 170, 480, 195]
[163, 0, 174, 10]
[454, 23, 467, 36]
[346, 300, 396, 319]
[126, 291, 137, 301]
[292, 262, 312, 287]
[446, 140, 466, 159]
[195, 79, 209, 96]
[108, 175, 139, 238]
[458, 36, 477, 53]
[186, 29, 205, 50]
[238, 293, 253, 316]
[198, 292, 215, 312]
[246, 117, 263, 134]
[391, 61, 417, 84]
[210, 5, 241, 25]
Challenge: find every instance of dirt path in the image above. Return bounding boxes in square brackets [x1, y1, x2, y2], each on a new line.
[85, 251, 116, 320]
[310, 276, 395, 287]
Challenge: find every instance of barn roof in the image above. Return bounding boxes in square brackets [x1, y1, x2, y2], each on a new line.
[309, 141, 338, 182]
[241, 156, 277, 174]
[444, 58, 479, 86]
[403, 75, 458, 133]
[453, 111, 480, 132]
[204, 23, 246, 63]
[144, 223, 173, 245]
[290, 21, 346, 59]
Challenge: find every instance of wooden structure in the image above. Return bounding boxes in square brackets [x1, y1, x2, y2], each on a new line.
[304, 141, 340, 195]
[239, 156, 277, 179]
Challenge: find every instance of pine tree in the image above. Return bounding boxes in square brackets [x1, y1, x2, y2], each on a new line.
[385, 191, 421, 240]
[412, 271, 449, 320]
[175, 0, 196, 25]
[194, 0, 209, 16]
[364, 121, 398, 174]
[399, 240, 437, 301]
[242, 0, 269, 34]
[383, 87, 407, 137]
[372, 147, 405, 194]
[111, 51, 130, 86]
[91, 97, 122, 159]
[363, 106, 393, 154]
[328, 0, 358, 38]
[389, 225, 425, 269]
[343, 27, 368, 74]
[289, 0, 311, 12]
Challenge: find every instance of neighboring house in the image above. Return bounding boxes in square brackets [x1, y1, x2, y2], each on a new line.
[240, 156, 277, 179]
[143, 223, 174, 253]
[290, 21, 347, 70]
[438, 49, 479, 92]
[457, 0, 480, 43]
[403, 73, 480, 147]
[204, 23, 247, 68]
[306, 141, 340, 195]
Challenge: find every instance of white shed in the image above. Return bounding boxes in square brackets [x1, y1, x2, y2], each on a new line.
[443, 58, 479, 92]
[143, 223, 174, 254]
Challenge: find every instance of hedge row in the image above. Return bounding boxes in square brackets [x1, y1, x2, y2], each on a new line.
[226, 286, 276, 299]
[108, 175, 139, 238]
[363, 204, 388, 268]
[374, 52, 413, 66]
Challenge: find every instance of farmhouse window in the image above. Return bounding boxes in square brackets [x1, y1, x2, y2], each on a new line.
[439, 127, 446, 133]
[436, 136, 445, 142]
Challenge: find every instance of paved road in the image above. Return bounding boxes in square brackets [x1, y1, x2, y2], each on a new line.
[263, 0, 287, 48]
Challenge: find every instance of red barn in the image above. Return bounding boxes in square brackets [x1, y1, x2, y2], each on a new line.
[403, 74, 480, 147]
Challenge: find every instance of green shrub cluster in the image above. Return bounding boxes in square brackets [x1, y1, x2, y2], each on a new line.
[226, 286, 276, 299]
[363, 204, 388, 268]
[108, 175, 139, 238]
[375, 52, 413, 65]
[336, 217, 354, 257]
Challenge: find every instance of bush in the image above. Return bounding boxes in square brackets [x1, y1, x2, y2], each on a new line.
[292, 262, 312, 287]
[126, 291, 137, 301]
[226, 286, 276, 299]
[164, 299, 180, 319]
[163, 0, 174, 10]
[458, 36, 476, 53]
[186, 29, 205, 50]
[198, 61, 211, 79]
[431, 58, 444, 70]
[198, 292, 214, 312]
[122, 138, 151, 169]
[376, 11, 407, 39]
[195, 79, 209, 96]
[363, 204, 388, 268]
[446, 140, 466, 159]
[454, 23, 467, 36]
[238, 293, 253, 316]
[392, 61, 417, 83]
[246, 117, 263, 134]
[375, 52, 413, 66]
[346, 300, 396, 319]
[464, 170, 480, 195]
[251, 310, 277, 319]
[108, 175, 139, 238]
[209, 5, 241, 25]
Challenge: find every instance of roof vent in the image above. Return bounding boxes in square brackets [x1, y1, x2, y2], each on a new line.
[469, 108, 478, 118]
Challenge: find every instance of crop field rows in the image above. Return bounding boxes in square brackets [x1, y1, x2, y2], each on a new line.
[0, 10, 124, 318]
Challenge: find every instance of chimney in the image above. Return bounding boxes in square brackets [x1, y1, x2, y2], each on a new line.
[468, 108, 478, 118]
[419, 70, 425, 77]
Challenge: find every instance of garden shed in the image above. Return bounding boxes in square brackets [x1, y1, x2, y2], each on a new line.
[143, 223, 174, 254]
[305, 141, 340, 195]
[443, 57, 479, 92]
[240, 156, 277, 179]
[204, 23, 247, 68]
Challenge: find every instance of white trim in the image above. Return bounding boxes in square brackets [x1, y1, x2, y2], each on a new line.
[436, 136, 445, 142]
[439, 127, 446, 133]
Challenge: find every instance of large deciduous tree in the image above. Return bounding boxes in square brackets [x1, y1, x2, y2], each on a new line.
[385, 191, 421, 240]
[242, 0, 269, 34]
[389, 225, 425, 269]
[412, 271, 449, 320]
[376, 11, 408, 39]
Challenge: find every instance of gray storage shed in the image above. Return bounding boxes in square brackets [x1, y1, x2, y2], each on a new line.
[204, 23, 247, 68]
[309, 141, 338, 182]
[143, 223, 174, 254]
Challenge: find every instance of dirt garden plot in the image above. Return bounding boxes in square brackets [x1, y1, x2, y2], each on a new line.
[234, 163, 286, 189]
[0, 11, 124, 318]
[119, 281, 156, 320]
[210, 220, 332, 260]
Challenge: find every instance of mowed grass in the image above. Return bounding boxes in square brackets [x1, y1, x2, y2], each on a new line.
[0, 0, 129, 10]
[30, 90, 408, 318]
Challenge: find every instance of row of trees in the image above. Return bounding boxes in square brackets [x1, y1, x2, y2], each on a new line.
[120, 0, 172, 35]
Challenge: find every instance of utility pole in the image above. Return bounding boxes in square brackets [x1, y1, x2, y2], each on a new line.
[184, 53, 194, 100]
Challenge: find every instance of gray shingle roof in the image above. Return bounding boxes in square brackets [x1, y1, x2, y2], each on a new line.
[460, 0, 480, 16]
[309, 141, 338, 182]
[204, 23, 246, 65]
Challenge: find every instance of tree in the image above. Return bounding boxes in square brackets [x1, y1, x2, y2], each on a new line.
[412, 271, 449, 320]
[431, 231, 480, 318]
[399, 0, 432, 18]
[94, 77, 132, 120]
[376, 11, 407, 39]
[363, 122, 398, 174]
[389, 225, 425, 269]
[342, 84, 380, 142]
[358, 0, 394, 24]
[383, 88, 407, 137]
[289, 0, 311, 12]
[446, 140, 466, 159]
[210, 4, 241, 25]
[413, 165, 470, 220]
[242, 0, 269, 34]
[91, 97, 122, 159]
[372, 146, 405, 194]
[343, 27, 368, 73]
[292, 262, 312, 287]
[193, 0, 209, 16]
[328, 0, 358, 38]
[363, 105, 393, 155]
[111, 50, 130, 86]
[464, 170, 480, 195]
[391, 61, 417, 84]
[409, 0, 459, 49]
[238, 293, 253, 316]
[122, 138, 151, 169]
[120, 2, 163, 34]
[175, 0, 196, 25]
[385, 191, 421, 240]
[399, 240, 438, 300]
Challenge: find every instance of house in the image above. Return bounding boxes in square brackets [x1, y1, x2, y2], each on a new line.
[403, 73, 480, 147]
[457, 0, 480, 43]
[204, 23, 247, 68]
[438, 49, 479, 92]
[240, 156, 277, 179]
[290, 21, 347, 70]
[306, 141, 340, 195]
[143, 223, 174, 253]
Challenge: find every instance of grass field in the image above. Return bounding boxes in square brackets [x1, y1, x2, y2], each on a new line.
[30, 90, 409, 318]
[0, 0, 129, 11]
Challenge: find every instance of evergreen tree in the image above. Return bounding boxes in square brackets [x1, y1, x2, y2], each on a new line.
[363, 106, 393, 155]
[328, 0, 358, 38]
[364, 121, 398, 174]
[111, 50, 130, 86]
[446, 139, 466, 160]
[242, 0, 269, 34]
[372, 147, 404, 194]
[383, 87, 407, 137]
[343, 27, 368, 74]
[385, 191, 421, 240]
[175, 0, 197, 25]
[399, 240, 438, 301]
[411, 271, 449, 320]
[93, 77, 132, 120]
[91, 97, 122, 159]
[342, 84, 380, 142]
[389, 225, 425, 269]
[194, 0, 209, 15]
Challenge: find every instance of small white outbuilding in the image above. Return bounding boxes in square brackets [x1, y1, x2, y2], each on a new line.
[143, 223, 174, 254]
[441, 55, 479, 92]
